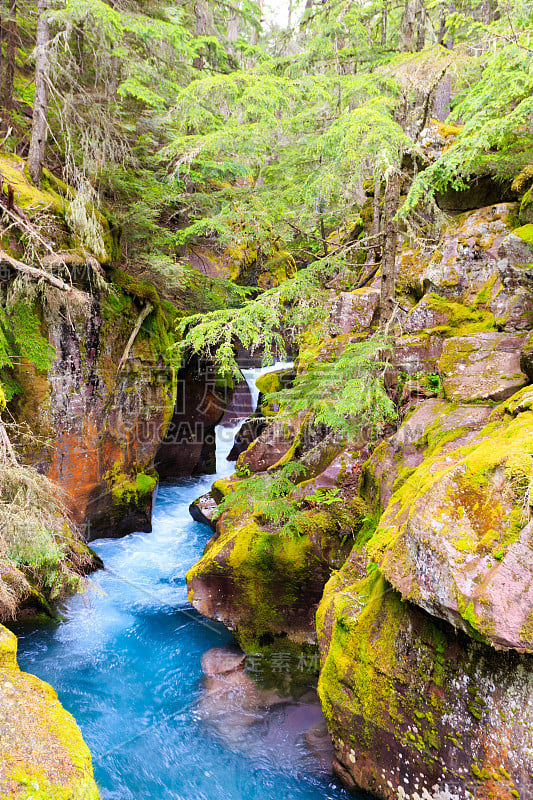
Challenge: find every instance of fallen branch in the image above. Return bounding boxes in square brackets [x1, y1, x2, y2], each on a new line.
[0, 249, 73, 292]
[0, 421, 18, 466]
[117, 302, 154, 373]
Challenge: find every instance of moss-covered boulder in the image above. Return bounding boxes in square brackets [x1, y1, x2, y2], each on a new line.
[367, 397, 533, 650]
[186, 507, 355, 650]
[361, 398, 493, 512]
[0, 625, 100, 799]
[421, 203, 513, 302]
[317, 569, 533, 800]
[439, 332, 528, 403]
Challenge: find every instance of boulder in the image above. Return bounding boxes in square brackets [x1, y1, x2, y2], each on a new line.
[0, 625, 99, 799]
[421, 204, 513, 302]
[435, 173, 515, 211]
[329, 288, 379, 335]
[317, 570, 533, 800]
[186, 508, 353, 649]
[362, 399, 492, 510]
[236, 417, 302, 473]
[189, 492, 218, 529]
[393, 333, 444, 375]
[368, 402, 533, 651]
[491, 288, 533, 331]
[439, 332, 528, 402]
[227, 416, 267, 461]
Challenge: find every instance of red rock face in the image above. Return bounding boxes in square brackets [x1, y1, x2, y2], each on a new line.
[10, 291, 188, 540]
[33, 297, 175, 540]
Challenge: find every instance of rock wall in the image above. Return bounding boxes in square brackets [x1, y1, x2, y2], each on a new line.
[185, 201, 533, 800]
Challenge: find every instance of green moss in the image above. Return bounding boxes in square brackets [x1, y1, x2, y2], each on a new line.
[9, 299, 56, 373]
[0, 153, 66, 214]
[105, 465, 157, 509]
[0, 625, 99, 799]
[513, 224, 533, 248]
[186, 503, 326, 652]
[421, 293, 496, 337]
[108, 266, 161, 308]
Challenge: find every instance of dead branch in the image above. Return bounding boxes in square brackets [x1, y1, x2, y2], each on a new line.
[0, 248, 73, 292]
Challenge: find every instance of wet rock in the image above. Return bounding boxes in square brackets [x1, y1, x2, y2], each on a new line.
[202, 645, 246, 675]
[439, 332, 528, 402]
[236, 417, 301, 473]
[156, 359, 238, 481]
[317, 570, 533, 800]
[189, 492, 218, 529]
[227, 416, 267, 462]
[0, 625, 99, 799]
[12, 289, 176, 541]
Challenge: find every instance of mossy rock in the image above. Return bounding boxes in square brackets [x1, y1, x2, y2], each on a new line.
[367, 404, 533, 650]
[0, 624, 100, 799]
[317, 564, 533, 799]
[186, 500, 352, 652]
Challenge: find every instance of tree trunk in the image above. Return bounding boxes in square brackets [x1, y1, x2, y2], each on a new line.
[227, 0, 239, 41]
[192, 0, 208, 70]
[250, 0, 262, 45]
[28, 0, 50, 184]
[379, 169, 400, 324]
[438, 2, 456, 49]
[381, 0, 388, 46]
[367, 173, 381, 264]
[400, 0, 425, 53]
[3, 0, 16, 113]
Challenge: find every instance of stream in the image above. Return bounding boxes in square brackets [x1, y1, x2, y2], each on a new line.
[13, 365, 361, 800]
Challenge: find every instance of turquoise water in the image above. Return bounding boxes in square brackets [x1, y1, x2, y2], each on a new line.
[13, 367, 362, 800]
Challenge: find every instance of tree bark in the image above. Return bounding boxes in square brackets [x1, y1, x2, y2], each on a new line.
[192, 0, 208, 70]
[227, 0, 239, 42]
[381, 0, 388, 46]
[400, 0, 425, 52]
[28, 0, 50, 184]
[379, 169, 400, 325]
[3, 0, 16, 113]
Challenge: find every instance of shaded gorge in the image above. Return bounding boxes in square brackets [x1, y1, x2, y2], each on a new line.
[12, 367, 362, 800]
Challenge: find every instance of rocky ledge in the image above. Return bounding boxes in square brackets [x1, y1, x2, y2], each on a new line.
[0, 625, 99, 799]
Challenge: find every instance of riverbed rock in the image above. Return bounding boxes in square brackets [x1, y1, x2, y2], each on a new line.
[439, 332, 528, 402]
[0, 625, 100, 799]
[189, 491, 218, 529]
[186, 478, 364, 651]
[317, 570, 533, 800]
